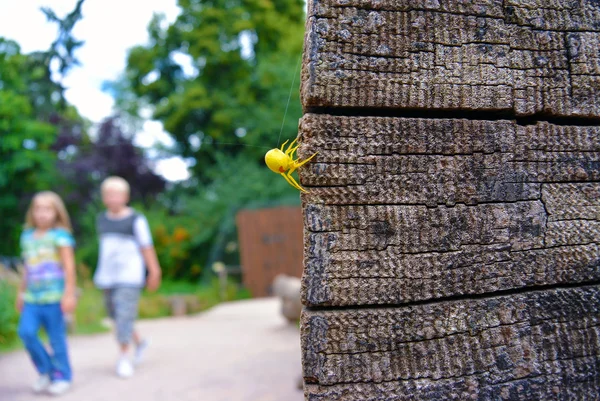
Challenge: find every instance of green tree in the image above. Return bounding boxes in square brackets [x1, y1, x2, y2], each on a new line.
[0, 39, 58, 255]
[0, 0, 87, 255]
[19, 0, 85, 121]
[120, 0, 306, 182]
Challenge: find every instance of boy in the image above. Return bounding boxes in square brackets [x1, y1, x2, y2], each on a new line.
[93, 176, 162, 378]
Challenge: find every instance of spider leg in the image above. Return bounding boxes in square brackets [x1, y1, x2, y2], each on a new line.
[285, 138, 298, 155]
[281, 172, 307, 192]
[292, 152, 318, 169]
[280, 139, 289, 152]
[284, 162, 297, 177]
[287, 171, 308, 193]
[288, 145, 300, 159]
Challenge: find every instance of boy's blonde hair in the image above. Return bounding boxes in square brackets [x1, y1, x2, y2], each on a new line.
[25, 191, 73, 232]
[101, 176, 130, 195]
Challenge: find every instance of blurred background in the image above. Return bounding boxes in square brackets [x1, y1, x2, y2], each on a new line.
[0, 0, 306, 355]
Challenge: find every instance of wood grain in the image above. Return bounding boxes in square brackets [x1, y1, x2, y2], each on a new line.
[302, 286, 600, 400]
[301, 0, 600, 117]
[298, 0, 600, 399]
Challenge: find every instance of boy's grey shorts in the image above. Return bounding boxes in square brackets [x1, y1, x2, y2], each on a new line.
[103, 287, 141, 345]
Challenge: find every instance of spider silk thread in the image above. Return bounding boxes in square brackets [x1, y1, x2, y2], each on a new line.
[276, 54, 302, 148]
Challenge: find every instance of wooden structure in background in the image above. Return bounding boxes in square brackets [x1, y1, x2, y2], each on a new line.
[298, 0, 600, 399]
[236, 206, 304, 297]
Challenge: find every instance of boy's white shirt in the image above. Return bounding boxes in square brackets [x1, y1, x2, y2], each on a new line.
[93, 212, 153, 288]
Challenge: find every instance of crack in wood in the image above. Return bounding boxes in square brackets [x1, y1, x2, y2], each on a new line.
[303, 281, 600, 313]
[304, 106, 600, 126]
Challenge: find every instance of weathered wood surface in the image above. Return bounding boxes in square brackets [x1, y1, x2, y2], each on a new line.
[299, 115, 600, 206]
[302, 286, 600, 400]
[301, 0, 600, 117]
[299, 0, 600, 399]
[298, 114, 600, 307]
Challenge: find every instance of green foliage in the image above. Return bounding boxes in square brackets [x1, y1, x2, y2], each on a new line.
[0, 39, 59, 255]
[74, 281, 109, 335]
[40, 0, 85, 78]
[138, 294, 171, 319]
[142, 206, 198, 280]
[0, 281, 19, 348]
[0, 2, 88, 256]
[119, 0, 305, 181]
[73, 203, 102, 272]
[189, 152, 300, 281]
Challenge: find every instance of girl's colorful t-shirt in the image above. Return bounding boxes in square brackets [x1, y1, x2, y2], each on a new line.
[21, 228, 75, 304]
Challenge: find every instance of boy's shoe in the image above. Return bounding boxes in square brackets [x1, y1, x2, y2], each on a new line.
[32, 374, 51, 393]
[116, 357, 134, 378]
[47, 381, 71, 396]
[133, 339, 149, 366]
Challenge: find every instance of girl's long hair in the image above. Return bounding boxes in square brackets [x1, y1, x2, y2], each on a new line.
[25, 191, 73, 232]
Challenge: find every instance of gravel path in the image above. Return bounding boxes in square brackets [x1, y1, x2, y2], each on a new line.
[0, 298, 304, 401]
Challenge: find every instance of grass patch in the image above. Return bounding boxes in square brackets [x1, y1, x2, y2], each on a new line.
[156, 280, 200, 295]
[138, 293, 171, 319]
[0, 339, 23, 354]
[0, 280, 19, 353]
[74, 282, 110, 335]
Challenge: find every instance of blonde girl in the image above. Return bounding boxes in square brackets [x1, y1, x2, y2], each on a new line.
[16, 191, 76, 396]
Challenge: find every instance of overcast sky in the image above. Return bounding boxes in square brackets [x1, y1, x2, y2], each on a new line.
[0, 0, 191, 180]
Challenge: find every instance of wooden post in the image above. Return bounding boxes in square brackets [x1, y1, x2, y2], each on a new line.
[298, 0, 600, 399]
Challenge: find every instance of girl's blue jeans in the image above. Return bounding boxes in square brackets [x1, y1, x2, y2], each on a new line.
[18, 302, 72, 382]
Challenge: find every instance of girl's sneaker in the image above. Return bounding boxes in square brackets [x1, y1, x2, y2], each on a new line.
[47, 380, 71, 396]
[32, 374, 51, 393]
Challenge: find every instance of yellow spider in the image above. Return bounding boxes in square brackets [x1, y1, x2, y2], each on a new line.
[265, 138, 317, 192]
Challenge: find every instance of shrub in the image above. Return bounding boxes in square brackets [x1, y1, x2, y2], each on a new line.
[0, 281, 19, 349]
